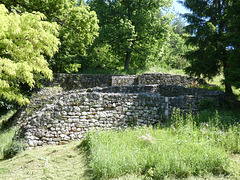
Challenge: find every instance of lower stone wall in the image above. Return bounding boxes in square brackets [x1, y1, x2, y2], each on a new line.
[16, 85, 225, 148]
[16, 88, 166, 147]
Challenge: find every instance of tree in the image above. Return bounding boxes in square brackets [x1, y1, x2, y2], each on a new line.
[87, 0, 172, 70]
[159, 15, 191, 69]
[0, 4, 60, 105]
[1, 0, 99, 73]
[181, 0, 240, 95]
[225, 0, 240, 89]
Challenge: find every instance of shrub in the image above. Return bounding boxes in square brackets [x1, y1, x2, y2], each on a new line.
[199, 98, 216, 111]
[3, 140, 26, 159]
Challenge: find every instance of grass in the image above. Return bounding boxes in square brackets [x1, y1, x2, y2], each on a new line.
[82, 109, 240, 179]
[0, 110, 18, 159]
[84, 128, 229, 179]
[0, 109, 240, 179]
[0, 141, 87, 180]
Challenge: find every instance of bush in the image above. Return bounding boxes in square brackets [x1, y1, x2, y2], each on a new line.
[3, 140, 26, 159]
[199, 98, 216, 111]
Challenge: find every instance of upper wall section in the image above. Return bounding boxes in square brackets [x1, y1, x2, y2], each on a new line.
[46, 73, 206, 90]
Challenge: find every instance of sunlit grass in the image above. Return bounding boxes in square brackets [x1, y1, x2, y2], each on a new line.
[83, 109, 240, 179]
[0, 141, 87, 180]
[0, 110, 17, 159]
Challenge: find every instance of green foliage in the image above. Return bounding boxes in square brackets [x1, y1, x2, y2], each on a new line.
[0, 4, 60, 105]
[199, 98, 216, 111]
[1, 0, 99, 73]
[0, 110, 18, 159]
[224, 1, 240, 89]
[87, 0, 173, 70]
[3, 140, 26, 159]
[159, 32, 190, 69]
[182, 0, 240, 94]
[156, 16, 191, 69]
[52, 1, 99, 73]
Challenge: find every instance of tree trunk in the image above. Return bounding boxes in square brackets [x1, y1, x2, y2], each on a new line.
[223, 63, 233, 96]
[124, 51, 131, 70]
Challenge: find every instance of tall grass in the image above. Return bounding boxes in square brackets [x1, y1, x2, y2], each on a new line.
[171, 109, 240, 154]
[0, 110, 18, 159]
[81, 109, 240, 179]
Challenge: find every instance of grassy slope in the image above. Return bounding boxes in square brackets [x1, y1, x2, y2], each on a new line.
[0, 141, 239, 180]
[0, 141, 87, 180]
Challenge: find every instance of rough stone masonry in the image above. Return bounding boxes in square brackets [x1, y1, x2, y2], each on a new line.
[15, 73, 225, 148]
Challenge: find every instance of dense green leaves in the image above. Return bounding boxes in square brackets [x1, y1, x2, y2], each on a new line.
[182, 0, 240, 94]
[87, 0, 173, 70]
[158, 16, 191, 69]
[2, 0, 99, 73]
[0, 4, 60, 105]
[225, 0, 240, 89]
[51, 1, 99, 73]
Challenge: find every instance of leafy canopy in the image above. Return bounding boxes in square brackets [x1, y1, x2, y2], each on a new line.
[54, 1, 99, 73]
[1, 0, 99, 73]
[87, 0, 173, 70]
[0, 4, 60, 105]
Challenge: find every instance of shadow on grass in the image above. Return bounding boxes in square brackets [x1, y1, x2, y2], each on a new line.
[75, 140, 94, 180]
[0, 110, 18, 132]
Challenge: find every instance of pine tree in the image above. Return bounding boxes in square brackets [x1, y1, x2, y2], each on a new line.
[182, 0, 240, 95]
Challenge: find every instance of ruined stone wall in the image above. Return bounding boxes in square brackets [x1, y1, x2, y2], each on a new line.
[17, 87, 166, 147]
[47, 73, 206, 89]
[138, 73, 206, 87]
[15, 73, 224, 148]
[16, 86, 224, 148]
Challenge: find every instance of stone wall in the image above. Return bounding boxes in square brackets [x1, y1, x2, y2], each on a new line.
[111, 75, 137, 86]
[138, 73, 206, 87]
[47, 74, 114, 90]
[15, 73, 225, 148]
[46, 73, 206, 89]
[16, 87, 166, 147]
